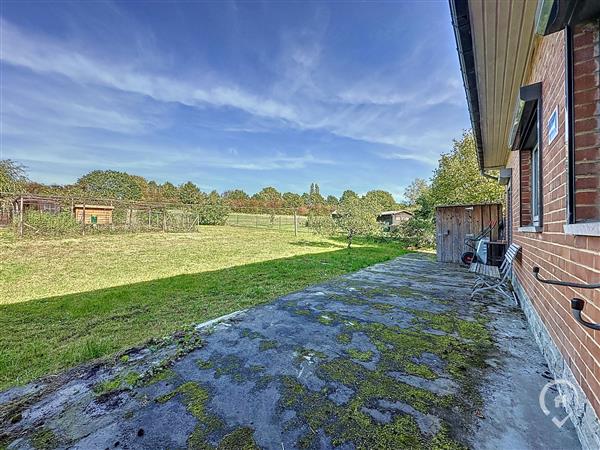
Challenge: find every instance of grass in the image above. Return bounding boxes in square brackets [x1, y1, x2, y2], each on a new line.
[0, 226, 407, 390]
[226, 212, 309, 233]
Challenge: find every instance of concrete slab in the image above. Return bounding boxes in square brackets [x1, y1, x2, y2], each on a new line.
[0, 254, 581, 449]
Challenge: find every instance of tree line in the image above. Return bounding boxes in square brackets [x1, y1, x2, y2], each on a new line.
[0, 161, 403, 214]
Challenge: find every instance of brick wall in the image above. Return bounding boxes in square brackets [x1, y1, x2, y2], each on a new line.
[573, 21, 600, 222]
[508, 27, 600, 417]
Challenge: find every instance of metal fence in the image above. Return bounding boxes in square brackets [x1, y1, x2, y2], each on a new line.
[0, 192, 316, 238]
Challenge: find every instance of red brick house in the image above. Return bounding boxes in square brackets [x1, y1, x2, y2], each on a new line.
[450, 1, 600, 447]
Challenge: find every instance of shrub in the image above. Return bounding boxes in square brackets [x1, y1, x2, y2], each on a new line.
[307, 212, 338, 235]
[195, 203, 230, 225]
[394, 216, 435, 248]
[20, 210, 79, 236]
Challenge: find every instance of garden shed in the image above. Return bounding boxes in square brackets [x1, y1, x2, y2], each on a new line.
[435, 203, 503, 264]
[377, 210, 413, 230]
[73, 204, 114, 225]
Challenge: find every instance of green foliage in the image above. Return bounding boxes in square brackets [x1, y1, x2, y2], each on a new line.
[404, 178, 430, 206]
[306, 212, 337, 235]
[195, 202, 230, 225]
[334, 196, 381, 248]
[363, 190, 397, 211]
[179, 181, 204, 204]
[340, 190, 359, 203]
[0, 159, 28, 192]
[253, 187, 282, 207]
[427, 131, 504, 207]
[160, 182, 179, 201]
[282, 192, 304, 208]
[395, 216, 435, 248]
[326, 195, 339, 207]
[21, 211, 79, 236]
[77, 170, 143, 200]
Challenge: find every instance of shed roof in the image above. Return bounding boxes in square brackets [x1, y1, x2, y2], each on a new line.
[73, 204, 115, 210]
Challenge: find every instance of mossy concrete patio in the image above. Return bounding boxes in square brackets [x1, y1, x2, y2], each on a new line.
[0, 254, 580, 449]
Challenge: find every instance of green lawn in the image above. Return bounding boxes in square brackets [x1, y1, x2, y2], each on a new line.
[226, 212, 310, 233]
[0, 226, 407, 390]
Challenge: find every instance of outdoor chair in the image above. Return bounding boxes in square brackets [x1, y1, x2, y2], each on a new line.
[469, 243, 521, 304]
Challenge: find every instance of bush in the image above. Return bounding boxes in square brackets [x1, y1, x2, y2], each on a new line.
[20, 211, 79, 236]
[307, 212, 338, 235]
[195, 203, 230, 225]
[394, 216, 435, 248]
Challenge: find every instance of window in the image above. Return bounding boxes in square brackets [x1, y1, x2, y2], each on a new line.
[510, 82, 543, 231]
[531, 144, 541, 226]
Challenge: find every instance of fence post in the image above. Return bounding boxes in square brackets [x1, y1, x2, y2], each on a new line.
[19, 196, 24, 238]
[294, 210, 298, 237]
[82, 203, 86, 236]
[148, 207, 152, 229]
[163, 208, 167, 232]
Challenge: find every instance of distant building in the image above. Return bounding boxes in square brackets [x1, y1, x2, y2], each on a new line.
[73, 204, 114, 225]
[12, 195, 61, 215]
[377, 210, 412, 229]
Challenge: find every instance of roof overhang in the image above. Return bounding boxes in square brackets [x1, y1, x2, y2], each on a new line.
[450, 0, 538, 171]
[450, 0, 600, 171]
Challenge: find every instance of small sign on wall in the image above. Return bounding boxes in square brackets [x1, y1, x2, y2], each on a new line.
[547, 107, 558, 144]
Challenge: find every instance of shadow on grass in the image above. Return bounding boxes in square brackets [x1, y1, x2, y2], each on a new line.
[288, 239, 346, 249]
[0, 240, 408, 391]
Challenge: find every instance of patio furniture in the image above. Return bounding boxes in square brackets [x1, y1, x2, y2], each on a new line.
[470, 243, 521, 304]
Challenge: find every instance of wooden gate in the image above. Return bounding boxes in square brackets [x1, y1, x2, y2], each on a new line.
[435, 203, 503, 263]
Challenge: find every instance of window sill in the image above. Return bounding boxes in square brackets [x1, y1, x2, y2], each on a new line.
[563, 222, 600, 237]
[518, 226, 543, 233]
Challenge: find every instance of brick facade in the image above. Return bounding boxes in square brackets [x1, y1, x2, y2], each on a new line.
[573, 21, 600, 222]
[507, 25, 600, 424]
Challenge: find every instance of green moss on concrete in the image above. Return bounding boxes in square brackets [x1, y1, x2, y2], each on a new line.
[30, 428, 58, 450]
[156, 382, 223, 449]
[336, 332, 352, 345]
[93, 370, 141, 395]
[431, 424, 468, 450]
[258, 340, 278, 352]
[346, 348, 374, 362]
[370, 302, 395, 312]
[144, 368, 177, 386]
[218, 427, 259, 449]
[197, 359, 214, 370]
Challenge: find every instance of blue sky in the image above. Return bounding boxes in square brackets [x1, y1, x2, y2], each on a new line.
[0, 0, 470, 200]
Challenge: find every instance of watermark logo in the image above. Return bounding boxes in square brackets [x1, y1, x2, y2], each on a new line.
[539, 379, 578, 428]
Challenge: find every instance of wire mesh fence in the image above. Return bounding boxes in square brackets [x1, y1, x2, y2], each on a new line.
[0, 192, 316, 238]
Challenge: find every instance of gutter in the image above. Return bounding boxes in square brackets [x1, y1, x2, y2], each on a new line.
[449, 0, 486, 173]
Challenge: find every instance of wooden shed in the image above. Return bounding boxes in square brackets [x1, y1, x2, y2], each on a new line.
[377, 210, 413, 229]
[73, 204, 114, 225]
[435, 203, 503, 263]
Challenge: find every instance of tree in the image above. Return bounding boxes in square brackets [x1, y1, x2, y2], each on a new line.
[0, 159, 28, 192]
[335, 196, 381, 248]
[179, 181, 203, 204]
[364, 190, 397, 212]
[77, 170, 142, 200]
[307, 182, 325, 206]
[207, 190, 221, 204]
[326, 195, 339, 207]
[427, 131, 504, 206]
[254, 187, 282, 207]
[223, 190, 249, 202]
[340, 190, 359, 204]
[160, 182, 179, 201]
[283, 192, 304, 208]
[404, 178, 430, 206]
